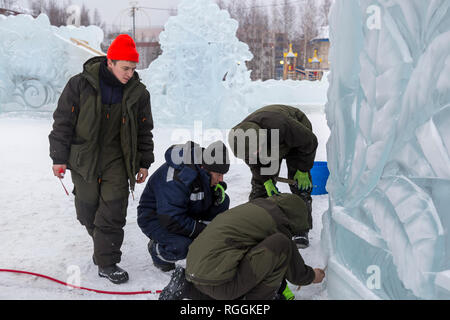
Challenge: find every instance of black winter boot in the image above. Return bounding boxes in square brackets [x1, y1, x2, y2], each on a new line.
[98, 264, 129, 284]
[159, 266, 188, 300]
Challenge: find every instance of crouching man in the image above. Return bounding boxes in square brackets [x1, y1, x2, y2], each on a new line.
[159, 193, 325, 300]
[228, 104, 318, 248]
[138, 141, 230, 272]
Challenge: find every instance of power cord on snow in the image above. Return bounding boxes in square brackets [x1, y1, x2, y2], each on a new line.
[0, 268, 162, 296]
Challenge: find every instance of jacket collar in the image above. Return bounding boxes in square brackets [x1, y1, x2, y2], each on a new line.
[82, 56, 141, 93]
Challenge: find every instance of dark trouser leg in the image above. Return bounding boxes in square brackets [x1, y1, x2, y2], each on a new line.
[93, 197, 128, 267]
[93, 160, 129, 267]
[287, 165, 313, 232]
[149, 228, 193, 263]
[70, 160, 129, 268]
[71, 171, 98, 239]
[194, 232, 292, 300]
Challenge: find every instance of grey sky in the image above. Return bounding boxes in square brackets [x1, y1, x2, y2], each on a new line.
[72, 0, 181, 27]
[16, 0, 306, 29]
[17, 0, 181, 27]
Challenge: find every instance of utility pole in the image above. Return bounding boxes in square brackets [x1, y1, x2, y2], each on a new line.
[130, 1, 138, 41]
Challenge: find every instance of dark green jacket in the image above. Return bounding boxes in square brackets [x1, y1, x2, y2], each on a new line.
[185, 194, 315, 287]
[49, 56, 154, 190]
[229, 104, 318, 180]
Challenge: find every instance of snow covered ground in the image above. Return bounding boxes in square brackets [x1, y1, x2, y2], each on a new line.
[0, 105, 330, 300]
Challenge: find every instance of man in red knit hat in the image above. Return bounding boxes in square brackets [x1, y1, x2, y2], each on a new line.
[49, 34, 154, 284]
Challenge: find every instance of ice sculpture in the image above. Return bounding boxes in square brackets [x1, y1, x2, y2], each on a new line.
[140, 0, 254, 129]
[323, 0, 450, 299]
[0, 14, 103, 113]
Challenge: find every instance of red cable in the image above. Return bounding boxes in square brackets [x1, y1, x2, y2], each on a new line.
[0, 269, 162, 296]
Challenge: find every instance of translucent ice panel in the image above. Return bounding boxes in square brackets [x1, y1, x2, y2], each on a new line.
[0, 14, 103, 112]
[139, 0, 254, 129]
[324, 0, 450, 299]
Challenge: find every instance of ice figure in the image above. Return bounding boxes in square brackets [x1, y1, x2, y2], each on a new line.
[323, 0, 450, 299]
[0, 14, 103, 113]
[139, 0, 253, 129]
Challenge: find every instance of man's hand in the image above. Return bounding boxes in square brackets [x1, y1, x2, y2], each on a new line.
[312, 268, 325, 284]
[52, 164, 67, 179]
[136, 168, 149, 184]
[213, 182, 227, 206]
[264, 179, 280, 197]
[294, 170, 312, 191]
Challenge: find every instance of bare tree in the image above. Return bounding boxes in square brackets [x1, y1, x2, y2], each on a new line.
[320, 0, 332, 26]
[92, 8, 106, 29]
[1, 0, 18, 9]
[79, 3, 90, 26]
[47, 0, 67, 26]
[270, 0, 283, 33]
[28, 0, 69, 26]
[281, 0, 296, 42]
[215, 0, 227, 10]
[298, 0, 319, 66]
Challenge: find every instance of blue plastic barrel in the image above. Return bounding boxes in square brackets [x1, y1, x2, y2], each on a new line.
[311, 161, 329, 195]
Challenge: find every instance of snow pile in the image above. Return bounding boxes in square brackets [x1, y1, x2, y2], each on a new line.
[0, 13, 103, 113]
[247, 74, 329, 109]
[323, 0, 450, 299]
[0, 110, 330, 299]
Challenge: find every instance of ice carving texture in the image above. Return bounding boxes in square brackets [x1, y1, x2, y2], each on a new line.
[0, 14, 103, 112]
[139, 0, 253, 128]
[323, 0, 450, 299]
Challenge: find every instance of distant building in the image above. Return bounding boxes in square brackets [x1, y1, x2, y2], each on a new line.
[273, 26, 330, 81]
[306, 26, 330, 70]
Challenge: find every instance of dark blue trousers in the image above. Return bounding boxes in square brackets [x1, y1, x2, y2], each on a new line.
[149, 196, 230, 265]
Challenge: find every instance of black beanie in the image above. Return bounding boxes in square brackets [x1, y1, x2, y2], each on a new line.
[202, 141, 230, 174]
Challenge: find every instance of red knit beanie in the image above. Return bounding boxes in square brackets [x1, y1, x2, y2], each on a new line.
[107, 34, 139, 63]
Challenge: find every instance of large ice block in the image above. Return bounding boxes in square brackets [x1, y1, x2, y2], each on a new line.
[0, 14, 103, 113]
[324, 0, 450, 299]
[139, 0, 254, 129]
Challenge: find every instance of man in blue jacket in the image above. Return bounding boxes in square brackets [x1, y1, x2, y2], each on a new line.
[138, 141, 230, 272]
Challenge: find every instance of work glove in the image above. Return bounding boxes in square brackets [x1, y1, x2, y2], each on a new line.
[264, 179, 280, 197]
[213, 182, 227, 206]
[294, 170, 312, 191]
[282, 285, 295, 300]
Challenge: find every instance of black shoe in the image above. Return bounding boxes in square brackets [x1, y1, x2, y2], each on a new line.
[293, 232, 309, 249]
[98, 264, 129, 284]
[159, 266, 188, 300]
[148, 239, 176, 272]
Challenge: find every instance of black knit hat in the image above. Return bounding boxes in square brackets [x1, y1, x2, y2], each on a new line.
[202, 141, 230, 174]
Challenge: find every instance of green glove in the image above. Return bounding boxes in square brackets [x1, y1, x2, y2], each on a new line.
[294, 170, 312, 191]
[213, 182, 226, 205]
[264, 179, 280, 197]
[282, 284, 295, 300]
